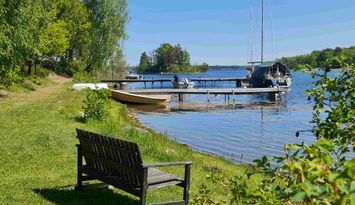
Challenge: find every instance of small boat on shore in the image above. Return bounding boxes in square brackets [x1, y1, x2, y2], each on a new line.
[111, 90, 170, 104]
[72, 83, 108, 91]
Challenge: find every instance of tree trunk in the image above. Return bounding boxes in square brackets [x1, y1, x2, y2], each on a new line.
[28, 60, 32, 75]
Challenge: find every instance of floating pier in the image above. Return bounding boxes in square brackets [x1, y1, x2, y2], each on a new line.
[127, 87, 286, 102]
[101, 77, 251, 88]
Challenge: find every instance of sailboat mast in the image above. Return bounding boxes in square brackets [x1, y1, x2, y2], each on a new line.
[261, 0, 264, 63]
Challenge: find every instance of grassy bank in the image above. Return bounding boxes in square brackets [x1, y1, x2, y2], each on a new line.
[0, 76, 251, 204]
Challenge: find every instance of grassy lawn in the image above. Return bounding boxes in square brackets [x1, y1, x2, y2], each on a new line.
[0, 77, 251, 204]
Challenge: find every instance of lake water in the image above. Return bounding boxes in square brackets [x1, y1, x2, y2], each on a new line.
[126, 68, 320, 163]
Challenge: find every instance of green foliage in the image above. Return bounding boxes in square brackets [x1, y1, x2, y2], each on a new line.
[82, 89, 111, 121]
[138, 52, 151, 72]
[306, 61, 355, 154]
[194, 140, 354, 204]
[97, 46, 129, 80]
[0, 67, 22, 88]
[138, 43, 208, 73]
[73, 71, 96, 83]
[0, 0, 129, 82]
[39, 19, 70, 57]
[280, 46, 355, 70]
[194, 58, 355, 204]
[83, 0, 129, 73]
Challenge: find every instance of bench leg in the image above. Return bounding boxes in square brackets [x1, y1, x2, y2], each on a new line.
[183, 165, 191, 205]
[140, 188, 147, 205]
[75, 145, 84, 192]
[140, 168, 148, 205]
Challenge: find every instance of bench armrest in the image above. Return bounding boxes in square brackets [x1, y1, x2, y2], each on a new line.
[142, 161, 192, 168]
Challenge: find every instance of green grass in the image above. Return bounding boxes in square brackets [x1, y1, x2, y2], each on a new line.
[0, 80, 252, 204]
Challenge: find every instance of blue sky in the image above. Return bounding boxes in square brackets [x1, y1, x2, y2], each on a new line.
[124, 0, 355, 66]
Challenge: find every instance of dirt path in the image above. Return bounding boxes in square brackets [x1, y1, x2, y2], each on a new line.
[8, 73, 71, 105]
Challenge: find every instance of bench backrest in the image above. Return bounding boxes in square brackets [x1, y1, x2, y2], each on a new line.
[76, 129, 143, 187]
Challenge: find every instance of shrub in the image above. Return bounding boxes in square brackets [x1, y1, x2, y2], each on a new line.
[82, 89, 111, 121]
[36, 67, 50, 78]
[0, 67, 23, 88]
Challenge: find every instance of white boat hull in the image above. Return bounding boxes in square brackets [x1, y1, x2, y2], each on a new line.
[172, 81, 195, 89]
[111, 90, 170, 104]
[72, 83, 108, 91]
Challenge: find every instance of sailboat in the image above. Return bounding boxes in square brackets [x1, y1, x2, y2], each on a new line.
[248, 0, 292, 88]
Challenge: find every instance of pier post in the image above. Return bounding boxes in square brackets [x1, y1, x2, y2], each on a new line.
[179, 94, 184, 102]
[207, 90, 210, 102]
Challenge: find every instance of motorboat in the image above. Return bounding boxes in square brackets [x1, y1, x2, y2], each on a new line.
[126, 74, 144, 80]
[171, 76, 195, 89]
[250, 61, 292, 88]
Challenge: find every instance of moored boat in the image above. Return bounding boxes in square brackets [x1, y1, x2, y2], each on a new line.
[126, 74, 144, 80]
[251, 61, 292, 88]
[111, 89, 170, 104]
[171, 75, 195, 89]
[247, 0, 292, 89]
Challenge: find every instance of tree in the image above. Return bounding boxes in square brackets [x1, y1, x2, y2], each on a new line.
[181, 50, 191, 66]
[106, 46, 128, 80]
[39, 19, 70, 58]
[138, 52, 151, 72]
[280, 46, 355, 70]
[154, 43, 175, 71]
[83, 0, 129, 73]
[137, 43, 205, 73]
[53, 0, 91, 74]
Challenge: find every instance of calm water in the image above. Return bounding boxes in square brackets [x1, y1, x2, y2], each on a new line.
[126, 69, 321, 163]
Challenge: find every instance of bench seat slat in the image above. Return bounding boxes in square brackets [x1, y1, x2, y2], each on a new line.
[80, 166, 141, 197]
[81, 150, 142, 175]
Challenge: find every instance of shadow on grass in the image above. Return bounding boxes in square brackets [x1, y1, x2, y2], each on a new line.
[33, 186, 138, 205]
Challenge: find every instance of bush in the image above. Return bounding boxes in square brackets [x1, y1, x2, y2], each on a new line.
[36, 67, 50, 78]
[82, 89, 111, 121]
[0, 67, 23, 88]
[73, 71, 96, 83]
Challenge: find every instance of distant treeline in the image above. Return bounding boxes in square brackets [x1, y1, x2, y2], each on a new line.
[0, 0, 128, 88]
[280, 46, 355, 70]
[137, 43, 208, 74]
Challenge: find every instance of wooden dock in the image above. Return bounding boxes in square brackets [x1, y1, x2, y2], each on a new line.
[102, 78, 172, 83]
[127, 87, 286, 102]
[101, 77, 250, 83]
[101, 77, 251, 88]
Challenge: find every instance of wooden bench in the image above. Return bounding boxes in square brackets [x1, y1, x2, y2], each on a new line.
[75, 129, 192, 205]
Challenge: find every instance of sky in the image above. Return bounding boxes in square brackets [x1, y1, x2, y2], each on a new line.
[124, 0, 355, 66]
